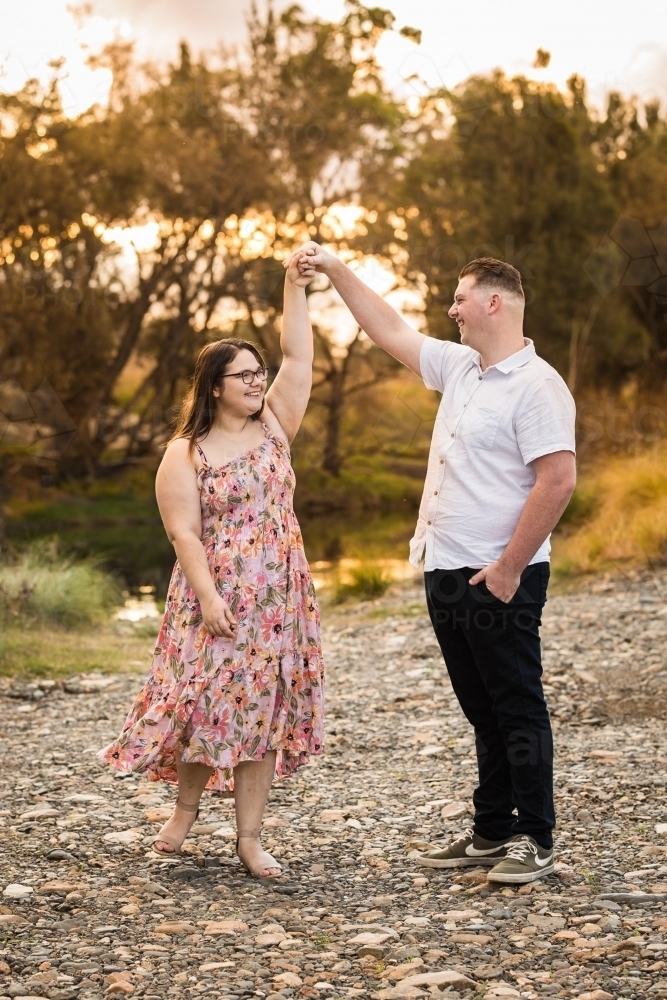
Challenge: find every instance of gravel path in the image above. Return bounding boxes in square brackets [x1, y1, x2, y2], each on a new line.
[2, 571, 667, 1000]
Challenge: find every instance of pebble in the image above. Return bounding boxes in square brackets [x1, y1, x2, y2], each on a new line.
[2, 886, 33, 899]
[18, 808, 60, 821]
[1, 571, 667, 1000]
[440, 802, 468, 820]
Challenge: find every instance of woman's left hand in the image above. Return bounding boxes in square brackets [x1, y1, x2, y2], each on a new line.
[285, 253, 314, 288]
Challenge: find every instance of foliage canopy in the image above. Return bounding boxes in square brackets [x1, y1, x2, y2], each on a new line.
[1, 2, 667, 484]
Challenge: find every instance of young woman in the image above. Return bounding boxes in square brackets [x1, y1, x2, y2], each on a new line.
[99, 257, 324, 877]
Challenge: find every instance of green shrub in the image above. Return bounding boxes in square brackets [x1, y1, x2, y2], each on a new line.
[0, 539, 121, 626]
[331, 562, 392, 604]
[559, 483, 599, 526]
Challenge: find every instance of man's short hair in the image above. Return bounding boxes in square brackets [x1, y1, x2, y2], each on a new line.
[458, 257, 524, 298]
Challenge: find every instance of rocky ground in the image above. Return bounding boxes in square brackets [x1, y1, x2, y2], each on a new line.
[2, 569, 667, 1000]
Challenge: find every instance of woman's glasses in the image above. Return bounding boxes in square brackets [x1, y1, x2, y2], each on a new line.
[219, 367, 268, 385]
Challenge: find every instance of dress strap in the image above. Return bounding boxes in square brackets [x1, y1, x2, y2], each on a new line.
[261, 421, 286, 448]
[195, 442, 209, 467]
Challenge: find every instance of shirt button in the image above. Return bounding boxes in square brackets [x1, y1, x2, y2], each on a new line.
[433, 491, 438, 495]
[427, 520, 432, 525]
[478, 375, 483, 380]
[440, 459, 444, 464]
[450, 433, 454, 438]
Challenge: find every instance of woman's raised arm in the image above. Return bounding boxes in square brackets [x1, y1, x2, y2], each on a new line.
[265, 263, 313, 442]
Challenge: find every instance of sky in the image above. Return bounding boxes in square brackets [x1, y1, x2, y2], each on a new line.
[1, 0, 666, 117]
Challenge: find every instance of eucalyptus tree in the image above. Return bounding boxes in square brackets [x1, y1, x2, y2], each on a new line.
[364, 70, 654, 393]
[0, 2, 409, 477]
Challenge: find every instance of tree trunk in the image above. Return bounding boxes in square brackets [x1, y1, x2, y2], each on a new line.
[322, 368, 344, 476]
[568, 301, 599, 394]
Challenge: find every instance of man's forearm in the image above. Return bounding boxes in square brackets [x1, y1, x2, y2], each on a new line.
[328, 260, 405, 344]
[327, 259, 424, 373]
[499, 480, 573, 575]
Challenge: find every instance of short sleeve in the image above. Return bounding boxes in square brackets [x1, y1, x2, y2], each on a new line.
[515, 377, 576, 466]
[420, 338, 473, 392]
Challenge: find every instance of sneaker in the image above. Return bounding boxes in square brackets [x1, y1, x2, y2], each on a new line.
[415, 826, 512, 869]
[486, 834, 554, 883]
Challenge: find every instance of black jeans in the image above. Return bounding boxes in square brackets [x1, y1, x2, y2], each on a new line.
[424, 563, 554, 849]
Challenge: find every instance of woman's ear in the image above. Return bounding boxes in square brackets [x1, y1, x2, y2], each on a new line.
[212, 385, 221, 399]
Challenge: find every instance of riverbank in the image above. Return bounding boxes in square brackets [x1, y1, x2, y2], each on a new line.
[1, 571, 667, 1000]
[3, 457, 425, 597]
[8, 443, 667, 600]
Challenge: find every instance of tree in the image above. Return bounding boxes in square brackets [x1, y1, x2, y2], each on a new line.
[599, 94, 667, 390]
[310, 324, 401, 476]
[5, 11, 667, 489]
[365, 70, 654, 390]
[0, 2, 408, 478]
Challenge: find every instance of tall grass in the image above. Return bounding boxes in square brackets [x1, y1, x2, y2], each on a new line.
[553, 450, 667, 575]
[331, 562, 392, 604]
[0, 539, 121, 626]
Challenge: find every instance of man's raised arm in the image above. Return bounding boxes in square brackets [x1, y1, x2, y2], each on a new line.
[283, 241, 425, 376]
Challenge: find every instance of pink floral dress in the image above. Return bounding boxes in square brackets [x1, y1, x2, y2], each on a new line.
[99, 425, 324, 792]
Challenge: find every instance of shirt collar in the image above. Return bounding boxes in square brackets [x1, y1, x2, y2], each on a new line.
[471, 338, 535, 375]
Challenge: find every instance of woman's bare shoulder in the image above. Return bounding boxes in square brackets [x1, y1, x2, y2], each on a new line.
[159, 437, 197, 470]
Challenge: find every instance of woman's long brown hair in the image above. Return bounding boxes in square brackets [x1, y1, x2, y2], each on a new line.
[171, 338, 266, 454]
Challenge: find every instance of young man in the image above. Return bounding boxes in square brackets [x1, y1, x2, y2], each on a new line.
[283, 246, 576, 884]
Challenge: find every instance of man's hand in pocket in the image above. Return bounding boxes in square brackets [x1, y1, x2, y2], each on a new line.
[470, 562, 521, 604]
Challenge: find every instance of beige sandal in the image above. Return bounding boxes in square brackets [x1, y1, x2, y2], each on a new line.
[152, 799, 200, 857]
[236, 836, 283, 878]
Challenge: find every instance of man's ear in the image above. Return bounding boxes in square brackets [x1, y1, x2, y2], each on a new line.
[488, 293, 502, 314]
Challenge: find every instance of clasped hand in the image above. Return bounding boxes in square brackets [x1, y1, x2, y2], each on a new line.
[283, 241, 335, 278]
[469, 561, 521, 604]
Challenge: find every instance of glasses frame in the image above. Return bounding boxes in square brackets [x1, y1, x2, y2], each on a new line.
[218, 366, 268, 386]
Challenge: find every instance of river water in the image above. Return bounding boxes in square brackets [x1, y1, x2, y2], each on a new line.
[8, 499, 420, 600]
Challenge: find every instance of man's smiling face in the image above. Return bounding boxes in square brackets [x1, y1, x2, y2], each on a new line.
[448, 274, 489, 346]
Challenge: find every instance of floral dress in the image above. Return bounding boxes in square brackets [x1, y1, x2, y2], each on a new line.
[99, 424, 325, 792]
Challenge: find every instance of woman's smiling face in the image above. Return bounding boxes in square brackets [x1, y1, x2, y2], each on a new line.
[213, 348, 267, 417]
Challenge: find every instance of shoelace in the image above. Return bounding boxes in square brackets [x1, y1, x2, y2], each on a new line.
[457, 826, 475, 845]
[505, 836, 539, 861]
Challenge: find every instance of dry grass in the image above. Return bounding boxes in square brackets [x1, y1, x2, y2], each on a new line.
[330, 561, 393, 604]
[0, 539, 122, 626]
[0, 540, 155, 679]
[553, 448, 667, 576]
[0, 622, 153, 680]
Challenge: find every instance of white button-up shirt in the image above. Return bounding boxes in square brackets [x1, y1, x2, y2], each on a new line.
[409, 337, 576, 571]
